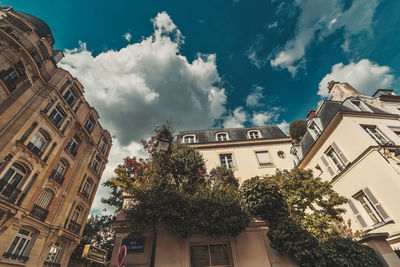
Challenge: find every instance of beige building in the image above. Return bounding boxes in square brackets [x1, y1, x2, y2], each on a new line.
[111, 126, 297, 267]
[0, 7, 111, 267]
[292, 81, 400, 260]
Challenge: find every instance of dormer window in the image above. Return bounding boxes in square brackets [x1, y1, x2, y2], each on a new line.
[248, 130, 261, 139]
[309, 121, 322, 138]
[216, 132, 229, 141]
[349, 100, 372, 112]
[183, 135, 196, 144]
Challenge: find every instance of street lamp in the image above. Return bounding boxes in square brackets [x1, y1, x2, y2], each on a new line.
[156, 137, 170, 154]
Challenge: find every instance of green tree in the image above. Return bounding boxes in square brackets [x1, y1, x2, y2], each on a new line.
[289, 120, 307, 143]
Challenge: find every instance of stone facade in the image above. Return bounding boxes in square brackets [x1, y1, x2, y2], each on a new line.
[0, 7, 111, 267]
[111, 126, 297, 267]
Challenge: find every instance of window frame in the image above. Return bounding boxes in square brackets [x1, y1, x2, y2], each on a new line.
[183, 134, 196, 144]
[63, 88, 76, 106]
[255, 151, 273, 166]
[247, 130, 262, 139]
[4, 228, 34, 262]
[219, 153, 235, 169]
[66, 136, 80, 157]
[353, 191, 384, 225]
[91, 156, 101, 172]
[215, 132, 229, 141]
[189, 243, 232, 267]
[84, 116, 95, 133]
[45, 241, 63, 264]
[325, 147, 345, 172]
[28, 131, 49, 154]
[361, 125, 390, 145]
[48, 105, 66, 129]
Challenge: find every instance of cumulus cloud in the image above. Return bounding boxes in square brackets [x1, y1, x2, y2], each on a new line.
[223, 107, 248, 128]
[59, 11, 226, 146]
[123, 32, 132, 42]
[251, 111, 274, 126]
[270, 0, 379, 76]
[318, 59, 395, 97]
[246, 86, 264, 107]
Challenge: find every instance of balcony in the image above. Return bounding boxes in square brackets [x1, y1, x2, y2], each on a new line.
[30, 204, 49, 222]
[67, 220, 81, 235]
[49, 170, 64, 185]
[27, 142, 44, 158]
[2, 252, 29, 263]
[43, 261, 60, 267]
[0, 180, 22, 204]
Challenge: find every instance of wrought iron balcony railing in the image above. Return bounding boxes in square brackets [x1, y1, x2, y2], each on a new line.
[2, 251, 29, 262]
[30, 204, 49, 222]
[49, 170, 65, 185]
[67, 220, 81, 235]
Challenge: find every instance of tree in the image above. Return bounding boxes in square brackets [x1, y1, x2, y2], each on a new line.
[289, 120, 307, 143]
[269, 168, 347, 240]
[70, 214, 115, 266]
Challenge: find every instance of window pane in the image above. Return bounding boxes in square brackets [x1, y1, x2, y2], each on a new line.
[190, 245, 210, 267]
[210, 244, 230, 266]
[2, 168, 15, 183]
[256, 152, 270, 164]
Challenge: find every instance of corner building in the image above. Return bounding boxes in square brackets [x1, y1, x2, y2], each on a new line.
[0, 7, 111, 266]
[111, 126, 297, 267]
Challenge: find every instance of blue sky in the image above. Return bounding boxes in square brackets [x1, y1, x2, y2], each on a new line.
[5, 0, 400, 213]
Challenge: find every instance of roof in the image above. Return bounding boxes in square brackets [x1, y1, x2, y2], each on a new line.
[177, 126, 288, 144]
[15, 11, 54, 46]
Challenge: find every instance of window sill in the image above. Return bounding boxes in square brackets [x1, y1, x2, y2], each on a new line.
[258, 163, 274, 168]
[365, 219, 394, 232]
[0, 258, 27, 266]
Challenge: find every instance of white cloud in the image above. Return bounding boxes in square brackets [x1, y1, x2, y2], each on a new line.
[124, 32, 132, 42]
[268, 21, 278, 29]
[59, 11, 226, 146]
[246, 34, 266, 69]
[223, 107, 248, 128]
[318, 59, 395, 97]
[270, 0, 379, 75]
[246, 86, 264, 107]
[59, 11, 228, 214]
[251, 111, 274, 126]
[277, 120, 289, 134]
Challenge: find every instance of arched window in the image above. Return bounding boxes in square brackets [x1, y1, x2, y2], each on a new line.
[27, 130, 49, 157]
[0, 162, 27, 199]
[183, 134, 196, 144]
[216, 132, 229, 141]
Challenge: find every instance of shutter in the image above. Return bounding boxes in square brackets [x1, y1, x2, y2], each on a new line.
[348, 199, 368, 228]
[331, 142, 348, 165]
[321, 155, 335, 176]
[363, 187, 390, 221]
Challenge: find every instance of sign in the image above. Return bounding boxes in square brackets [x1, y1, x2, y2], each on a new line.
[122, 232, 145, 253]
[117, 245, 127, 267]
[82, 244, 107, 264]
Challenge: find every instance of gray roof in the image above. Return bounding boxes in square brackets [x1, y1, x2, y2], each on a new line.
[177, 126, 288, 144]
[16, 11, 54, 46]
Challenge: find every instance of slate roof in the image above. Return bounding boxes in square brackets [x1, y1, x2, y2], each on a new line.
[177, 125, 288, 144]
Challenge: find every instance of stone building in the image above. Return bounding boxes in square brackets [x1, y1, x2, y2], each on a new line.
[0, 7, 111, 267]
[292, 82, 400, 265]
[111, 126, 297, 267]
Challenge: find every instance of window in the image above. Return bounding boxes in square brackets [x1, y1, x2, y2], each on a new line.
[190, 244, 231, 267]
[350, 100, 370, 112]
[48, 106, 65, 128]
[31, 189, 53, 221]
[51, 161, 67, 185]
[84, 116, 95, 133]
[71, 206, 82, 223]
[216, 133, 228, 141]
[248, 130, 261, 139]
[220, 154, 234, 169]
[0, 162, 26, 198]
[348, 188, 390, 228]
[277, 151, 285, 159]
[0, 62, 25, 93]
[92, 156, 101, 172]
[27, 131, 48, 157]
[256, 151, 271, 165]
[66, 136, 80, 157]
[309, 121, 322, 138]
[3, 229, 34, 262]
[362, 125, 389, 145]
[68, 205, 82, 234]
[44, 241, 62, 265]
[99, 137, 108, 153]
[63, 88, 76, 106]
[183, 135, 195, 143]
[81, 178, 93, 199]
[321, 142, 348, 176]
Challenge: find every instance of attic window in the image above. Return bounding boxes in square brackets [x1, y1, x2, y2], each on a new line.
[216, 132, 229, 141]
[183, 135, 196, 144]
[350, 100, 371, 112]
[248, 130, 261, 139]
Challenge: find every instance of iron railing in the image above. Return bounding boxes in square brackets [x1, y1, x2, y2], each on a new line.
[2, 252, 29, 262]
[67, 220, 81, 235]
[30, 204, 49, 222]
[27, 142, 43, 158]
[49, 170, 64, 185]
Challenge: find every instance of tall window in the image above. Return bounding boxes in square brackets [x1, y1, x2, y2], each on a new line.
[355, 193, 383, 224]
[66, 136, 80, 157]
[361, 125, 389, 145]
[0, 162, 26, 198]
[3, 229, 34, 262]
[183, 135, 195, 143]
[63, 88, 76, 106]
[309, 121, 322, 138]
[71, 206, 82, 223]
[84, 116, 95, 133]
[326, 147, 345, 172]
[28, 131, 48, 157]
[48, 106, 65, 129]
[91, 156, 101, 172]
[216, 133, 228, 141]
[248, 130, 261, 139]
[44, 241, 62, 265]
[0, 62, 25, 93]
[68, 205, 83, 234]
[190, 244, 231, 267]
[256, 151, 271, 165]
[51, 161, 67, 185]
[31, 189, 53, 221]
[99, 137, 108, 153]
[220, 154, 234, 169]
[81, 178, 93, 199]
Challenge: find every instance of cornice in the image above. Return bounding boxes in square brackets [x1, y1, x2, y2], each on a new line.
[188, 137, 292, 149]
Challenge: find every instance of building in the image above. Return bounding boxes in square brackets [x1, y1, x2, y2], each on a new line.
[292, 81, 400, 262]
[0, 7, 111, 267]
[111, 126, 297, 267]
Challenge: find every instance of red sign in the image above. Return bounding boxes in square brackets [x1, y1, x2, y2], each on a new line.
[117, 245, 127, 267]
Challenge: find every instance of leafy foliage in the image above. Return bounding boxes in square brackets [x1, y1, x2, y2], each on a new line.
[209, 166, 239, 189]
[289, 120, 307, 143]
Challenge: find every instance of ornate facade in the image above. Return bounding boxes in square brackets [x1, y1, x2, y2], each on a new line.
[0, 7, 111, 267]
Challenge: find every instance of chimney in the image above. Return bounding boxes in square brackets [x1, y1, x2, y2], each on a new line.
[328, 81, 363, 101]
[307, 109, 316, 119]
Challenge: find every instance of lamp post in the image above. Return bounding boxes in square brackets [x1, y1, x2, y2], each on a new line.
[149, 137, 171, 267]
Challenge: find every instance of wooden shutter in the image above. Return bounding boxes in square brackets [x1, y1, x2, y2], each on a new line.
[321, 155, 335, 176]
[348, 199, 368, 228]
[331, 142, 348, 165]
[363, 187, 390, 221]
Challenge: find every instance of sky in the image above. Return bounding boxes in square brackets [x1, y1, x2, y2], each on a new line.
[4, 0, 400, 214]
